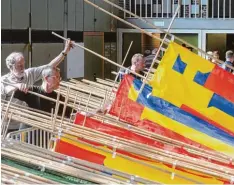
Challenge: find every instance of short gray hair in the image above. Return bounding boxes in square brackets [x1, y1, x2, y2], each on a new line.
[42, 66, 59, 78]
[131, 53, 144, 65]
[6, 52, 24, 69]
[226, 50, 234, 59]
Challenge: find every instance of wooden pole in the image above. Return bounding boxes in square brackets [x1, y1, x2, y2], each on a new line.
[102, 0, 234, 71]
[52, 32, 147, 80]
[139, 5, 181, 93]
[4, 104, 233, 181]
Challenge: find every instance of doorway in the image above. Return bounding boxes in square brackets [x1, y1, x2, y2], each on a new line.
[205, 33, 234, 61]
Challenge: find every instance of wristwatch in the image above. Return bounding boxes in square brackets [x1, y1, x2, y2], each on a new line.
[62, 52, 67, 57]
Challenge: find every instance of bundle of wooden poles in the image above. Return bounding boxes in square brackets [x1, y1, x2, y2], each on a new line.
[2, 138, 155, 184]
[1, 1, 234, 183]
[1, 78, 234, 184]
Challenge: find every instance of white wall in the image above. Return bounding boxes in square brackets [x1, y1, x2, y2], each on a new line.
[67, 43, 84, 79]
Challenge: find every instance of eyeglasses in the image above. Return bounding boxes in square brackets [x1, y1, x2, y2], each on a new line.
[49, 75, 62, 81]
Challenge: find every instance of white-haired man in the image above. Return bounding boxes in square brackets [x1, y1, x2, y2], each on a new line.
[1, 39, 74, 99]
[119, 53, 145, 81]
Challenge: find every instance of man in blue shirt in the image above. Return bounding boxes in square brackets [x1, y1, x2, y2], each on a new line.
[221, 50, 234, 73]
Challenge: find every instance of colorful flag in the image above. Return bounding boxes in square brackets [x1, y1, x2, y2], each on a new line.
[54, 114, 228, 184]
[54, 42, 233, 184]
[109, 75, 211, 150]
[150, 42, 234, 133]
[110, 42, 234, 157]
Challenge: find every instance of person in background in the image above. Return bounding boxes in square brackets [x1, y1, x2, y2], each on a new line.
[82, 55, 146, 117]
[221, 50, 234, 73]
[182, 43, 193, 52]
[212, 51, 220, 63]
[80, 54, 146, 117]
[119, 53, 145, 81]
[206, 50, 220, 63]
[145, 48, 158, 69]
[206, 51, 213, 62]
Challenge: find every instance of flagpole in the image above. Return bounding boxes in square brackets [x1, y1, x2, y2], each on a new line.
[107, 41, 133, 106]
[3, 102, 233, 182]
[139, 4, 181, 94]
[52, 32, 147, 80]
[101, 0, 228, 66]
[83, 0, 168, 44]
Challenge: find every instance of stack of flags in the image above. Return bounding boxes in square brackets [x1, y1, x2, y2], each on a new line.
[55, 42, 234, 184]
[110, 42, 234, 157]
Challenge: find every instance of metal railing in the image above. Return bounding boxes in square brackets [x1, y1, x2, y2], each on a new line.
[6, 127, 53, 150]
[122, 0, 234, 19]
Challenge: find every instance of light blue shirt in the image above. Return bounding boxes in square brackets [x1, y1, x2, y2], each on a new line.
[221, 61, 233, 73]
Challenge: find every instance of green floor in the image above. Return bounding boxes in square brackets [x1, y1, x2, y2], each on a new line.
[2, 157, 95, 184]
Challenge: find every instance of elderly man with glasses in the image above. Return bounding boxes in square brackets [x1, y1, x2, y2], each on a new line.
[1, 39, 74, 99]
[11, 66, 72, 131]
[14, 66, 71, 116]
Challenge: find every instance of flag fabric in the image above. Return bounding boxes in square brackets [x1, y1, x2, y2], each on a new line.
[54, 41, 234, 184]
[73, 114, 223, 162]
[110, 42, 234, 157]
[54, 114, 227, 184]
[109, 75, 211, 150]
[150, 42, 234, 133]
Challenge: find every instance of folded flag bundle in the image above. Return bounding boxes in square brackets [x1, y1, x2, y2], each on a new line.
[55, 42, 234, 184]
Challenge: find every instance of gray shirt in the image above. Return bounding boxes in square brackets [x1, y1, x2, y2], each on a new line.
[1, 65, 48, 130]
[1, 65, 48, 97]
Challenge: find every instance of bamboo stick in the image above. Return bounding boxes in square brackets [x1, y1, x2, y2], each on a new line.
[103, 0, 234, 71]
[3, 99, 231, 165]
[140, 5, 181, 93]
[1, 169, 46, 184]
[1, 81, 81, 110]
[1, 91, 15, 126]
[82, 79, 115, 90]
[107, 41, 133, 103]
[2, 150, 122, 184]
[5, 139, 154, 184]
[52, 31, 147, 80]
[2, 83, 233, 178]
[60, 81, 107, 98]
[4, 127, 231, 182]
[2, 98, 231, 167]
[105, 78, 117, 83]
[2, 112, 13, 139]
[96, 78, 119, 87]
[3, 140, 155, 184]
[52, 132, 230, 183]
[2, 138, 151, 184]
[60, 87, 70, 128]
[4, 105, 233, 182]
[1, 164, 57, 184]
